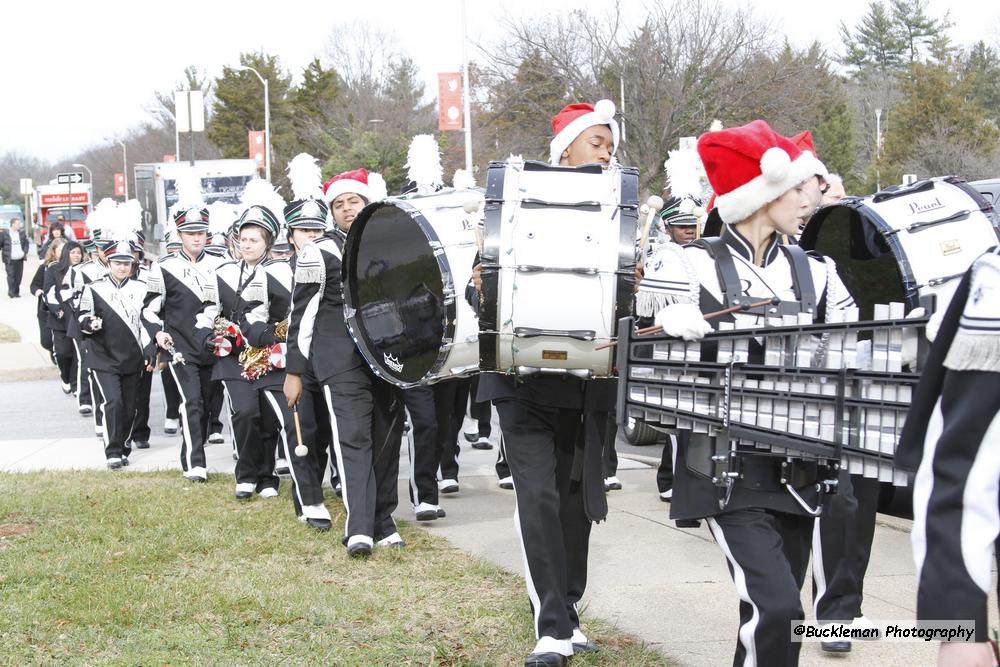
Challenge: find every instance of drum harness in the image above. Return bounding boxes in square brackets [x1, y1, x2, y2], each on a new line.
[690, 237, 838, 513]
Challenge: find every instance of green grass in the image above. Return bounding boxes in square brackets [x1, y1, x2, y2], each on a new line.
[0, 471, 671, 666]
[0, 323, 20, 343]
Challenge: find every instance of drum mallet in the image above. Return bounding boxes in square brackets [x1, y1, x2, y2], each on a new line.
[292, 404, 309, 457]
[595, 297, 781, 349]
[637, 195, 665, 265]
[464, 198, 484, 253]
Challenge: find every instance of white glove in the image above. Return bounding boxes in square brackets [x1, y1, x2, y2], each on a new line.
[901, 306, 925, 369]
[654, 303, 713, 341]
[90, 317, 103, 332]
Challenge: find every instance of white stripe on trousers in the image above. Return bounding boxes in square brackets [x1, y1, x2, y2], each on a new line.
[91, 372, 111, 451]
[168, 362, 195, 472]
[404, 409, 421, 507]
[264, 390, 307, 512]
[707, 517, 760, 667]
[811, 519, 828, 621]
[322, 385, 348, 539]
[72, 339, 85, 407]
[512, 500, 545, 640]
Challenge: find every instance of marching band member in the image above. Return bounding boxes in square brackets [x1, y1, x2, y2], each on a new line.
[638, 120, 854, 667]
[284, 167, 405, 557]
[142, 177, 225, 483]
[470, 100, 620, 667]
[240, 154, 333, 529]
[78, 227, 151, 469]
[210, 181, 286, 500]
[898, 246, 1000, 667]
[44, 240, 84, 396]
[158, 229, 184, 436]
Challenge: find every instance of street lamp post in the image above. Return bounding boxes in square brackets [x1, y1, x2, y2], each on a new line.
[235, 65, 271, 182]
[874, 108, 882, 192]
[117, 141, 128, 199]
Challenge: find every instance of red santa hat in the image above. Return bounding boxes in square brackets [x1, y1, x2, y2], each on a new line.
[548, 99, 620, 165]
[697, 120, 828, 224]
[323, 168, 389, 204]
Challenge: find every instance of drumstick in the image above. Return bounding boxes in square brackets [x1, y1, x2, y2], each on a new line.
[594, 297, 781, 350]
[292, 405, 308, 457]
[637, 195, 665, 266]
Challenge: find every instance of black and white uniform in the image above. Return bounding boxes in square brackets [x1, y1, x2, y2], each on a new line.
[287, 232, 405, 547]
[638, 225, 855, 667]
[241, 257, 330, 517]
[63, 259, 106, 412]
[142, 249, 223, 479]
[898, 247, 1000, 643]
[43, 263, 76, 390]
[78, 275, 150, 462]
[212, 259, 279, 494]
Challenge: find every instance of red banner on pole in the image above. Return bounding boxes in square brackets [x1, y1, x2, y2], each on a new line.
[438, 72, 463, 131]
[248, 131, 266, 169]
[114, 173, 125, 197]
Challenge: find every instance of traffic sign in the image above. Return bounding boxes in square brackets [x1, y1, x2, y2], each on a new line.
[19, 178, 32, 195]
[56, 172, 84, 185]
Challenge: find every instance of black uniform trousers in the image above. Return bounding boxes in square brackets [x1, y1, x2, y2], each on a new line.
[161, 367, 182, 421]
[223, 379, 279, 491]
[169, 361, 212, 474]
[130, 370, 153, 442]
[496, 398, 591, 641]
[812, 472, 881, 621]
[403, 385, 439, 507]
[706, 510, 813, 667]
[262, 387, 327, 513]
[600, 411, 618, 478]
[322, 364, 404, 542]
[209, 380, 225, 436]
[92, 369, 141, 461]
[72, 340, 93, 408]
[52, 329, 76, 389]
[657, 435, 676, 494]
[434, 380, 464, 482]
[467, 375, 492, 438]
[496, 435, 511, 480]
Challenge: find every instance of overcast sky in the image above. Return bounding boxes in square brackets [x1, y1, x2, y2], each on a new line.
[4, 0, 997, 163]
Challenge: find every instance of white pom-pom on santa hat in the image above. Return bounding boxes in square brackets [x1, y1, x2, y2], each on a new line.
[593, 98, 615, 122]
[366, 173, 387, 202]
[759, 147, 791, 183]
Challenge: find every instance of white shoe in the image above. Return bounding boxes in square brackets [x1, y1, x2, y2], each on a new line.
[438, 478, 459, 494]
[258, 487, 279, 498]
[852, 616, 878, 637]
[498, 476, 514, 490]
[659, 489, 673, 501]
[164, 418, 179, 435]
[61, 382, 72, 394]
[78, 404, 93, 416]
[376, 532, 405, 548]
[183, 468, 207, 482]
[207, 432, 225, 444]
[462, 416, 478, 442]
[414, 502, 441, 521]
[604, 476, 622, 491]
[301, 503, 331, 521]
[95, 424, 104, 437]
[275, 458, 290, 475]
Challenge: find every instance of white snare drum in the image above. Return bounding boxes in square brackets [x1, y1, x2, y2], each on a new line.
[801, 176, 1000, 317]
[343, 188, 482, 387]
[479, 158, 639, 377]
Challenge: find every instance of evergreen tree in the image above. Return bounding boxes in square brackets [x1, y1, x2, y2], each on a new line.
[838, 2, 907, 75]
[287, 58, 342, 160]
[963, 41, 1000, 124]
[889, 0, 945, 64]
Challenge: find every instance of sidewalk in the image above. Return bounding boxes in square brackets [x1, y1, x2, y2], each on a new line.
[0, 253, 58, 382]
[0, 277, 995, 666]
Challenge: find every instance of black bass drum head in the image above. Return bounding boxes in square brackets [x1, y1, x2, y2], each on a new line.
[343, 201, 447, 385]
[799, 201, 907, 320]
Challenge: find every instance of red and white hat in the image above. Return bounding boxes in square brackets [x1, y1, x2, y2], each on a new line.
[323, 168, 387, 204]
[697, 120, 828, 224]
[549, 99, 619, 165]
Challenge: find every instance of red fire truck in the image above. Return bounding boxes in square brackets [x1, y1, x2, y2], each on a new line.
[33, 180, 93, 243]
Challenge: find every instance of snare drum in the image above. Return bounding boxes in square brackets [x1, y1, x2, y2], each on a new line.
[479, 159, 639, 377]
[800, 176, 1000, 318]
[342, 188, 482, 387]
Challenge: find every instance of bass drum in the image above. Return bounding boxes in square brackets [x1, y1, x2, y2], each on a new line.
[800, 176, 1000, 318]
[480, 159, 639, 377]
[342, 188, 482, 388]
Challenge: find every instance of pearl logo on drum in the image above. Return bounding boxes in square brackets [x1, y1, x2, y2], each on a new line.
[383, 353, 404, 373]
[907, 197, 944, 215]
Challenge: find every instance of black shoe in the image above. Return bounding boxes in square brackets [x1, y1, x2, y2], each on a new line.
[275, 466, 290, 476]
[306, 517, 332, 531]
[524, 652, 567, 667]
[133, 440, 150, 450]
[821, 640, 852, 653]
[347, 542, 372, 558]
[572, 640, 598, 654]
[675, 519, 701, 528]
[437, 507, 446, 518]
[415, 504, 440, 521]
[235, 490, 253, 500]
[107, 459, 123, 470]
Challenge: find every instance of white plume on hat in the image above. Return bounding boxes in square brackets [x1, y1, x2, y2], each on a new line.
[102, 198, 144, 259]
[86, 198, 118, 236]
[452, 168, 475, 189]
[240, 178, 285, 221]
[665, 144, 712, 208]
[406, 134, 443, 195]
[168, 168, 205, 220]
[286, 153, 324, 201]
[366, 172, 387, 201]
[117, 199, 143, 238]
[208, 201, 239, 237]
